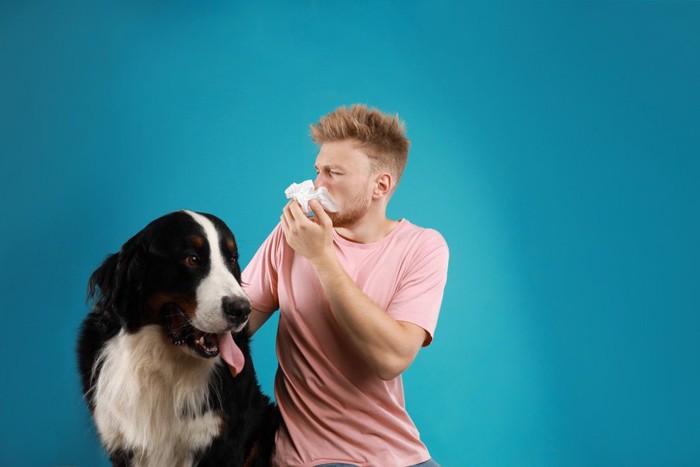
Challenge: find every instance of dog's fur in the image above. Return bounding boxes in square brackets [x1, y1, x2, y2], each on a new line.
[78, 210, 278, 467]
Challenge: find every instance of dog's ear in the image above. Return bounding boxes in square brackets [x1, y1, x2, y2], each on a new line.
[87, 232, 146, 329]
[87, 252, 120, 306]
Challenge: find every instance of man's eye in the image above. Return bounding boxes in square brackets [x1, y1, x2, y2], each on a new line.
[184, 255, 200, 267]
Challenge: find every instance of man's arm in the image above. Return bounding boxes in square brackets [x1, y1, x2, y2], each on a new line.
[280, 199, 427, 380]
[247, 308, 272, 336]
[312, 252, 428, 380]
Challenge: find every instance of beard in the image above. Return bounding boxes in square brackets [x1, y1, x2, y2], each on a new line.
[328, 189, 371, 228]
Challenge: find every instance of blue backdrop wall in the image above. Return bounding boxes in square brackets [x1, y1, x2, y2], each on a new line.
[1, 1, 698, 466]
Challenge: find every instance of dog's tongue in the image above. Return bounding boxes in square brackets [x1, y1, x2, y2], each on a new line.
[218, 331, 245, 377]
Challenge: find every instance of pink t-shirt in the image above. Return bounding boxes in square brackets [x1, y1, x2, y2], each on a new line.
[243, 219, 449, 467]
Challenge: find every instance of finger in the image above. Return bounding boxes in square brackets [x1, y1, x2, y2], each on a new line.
[282, 199, 295, 217]
[309, 200, 332, 227]
[283, 198, 300, 218]
[281, 203, 290, 226]
[280, 211, 290, 236]
[289, 199, 314, 224]
[282, 200, 301, 227]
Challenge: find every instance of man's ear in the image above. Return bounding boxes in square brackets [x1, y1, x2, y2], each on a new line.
[373, 172, 394, 200]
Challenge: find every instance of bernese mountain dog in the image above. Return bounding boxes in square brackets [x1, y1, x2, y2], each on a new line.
[77, 210, 278, 467]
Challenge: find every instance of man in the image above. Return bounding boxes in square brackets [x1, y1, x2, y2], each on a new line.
[243, 105, 449, 467]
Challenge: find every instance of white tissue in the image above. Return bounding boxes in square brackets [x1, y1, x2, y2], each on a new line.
[285, 180, 339, 214]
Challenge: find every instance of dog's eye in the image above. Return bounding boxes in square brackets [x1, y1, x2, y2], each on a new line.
[184, 255, 200, 267]
[229, 256, 238, 266]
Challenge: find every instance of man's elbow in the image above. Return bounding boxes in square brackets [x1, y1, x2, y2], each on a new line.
[376, 368, 404, 381]
[371, 324, 426, 380]
[374, 355, 413, 381]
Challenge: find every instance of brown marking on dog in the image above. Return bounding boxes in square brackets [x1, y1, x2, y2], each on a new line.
[146, 292, 198, 323]
[188, 234, 205, 249]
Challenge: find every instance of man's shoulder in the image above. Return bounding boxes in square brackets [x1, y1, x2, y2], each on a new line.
[398, 219, 448, 248]
[260, 221, 285, 242]
[249, 222, 290, 257]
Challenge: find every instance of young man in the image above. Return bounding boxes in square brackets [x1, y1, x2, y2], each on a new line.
[243, 105, 449, 467]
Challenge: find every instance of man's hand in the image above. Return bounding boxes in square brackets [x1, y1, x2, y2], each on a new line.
[280, 199, 334, 263]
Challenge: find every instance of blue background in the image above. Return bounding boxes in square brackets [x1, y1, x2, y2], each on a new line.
[1, 1, 698, 466]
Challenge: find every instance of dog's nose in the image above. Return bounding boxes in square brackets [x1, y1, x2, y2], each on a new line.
[222, 296, 251, 321]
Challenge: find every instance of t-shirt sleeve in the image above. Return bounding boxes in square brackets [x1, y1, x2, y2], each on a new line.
[242, 223, 284, 314]
[386, 229, 449, 346]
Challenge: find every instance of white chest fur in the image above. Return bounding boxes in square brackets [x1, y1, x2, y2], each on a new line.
[91, 326, 221, 467]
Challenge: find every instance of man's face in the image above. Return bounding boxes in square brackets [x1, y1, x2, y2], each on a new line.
[313, 140, 374, 228]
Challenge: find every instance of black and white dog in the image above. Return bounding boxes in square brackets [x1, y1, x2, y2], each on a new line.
[78, 210, 278, 467]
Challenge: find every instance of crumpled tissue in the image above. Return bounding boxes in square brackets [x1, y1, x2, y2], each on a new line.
[285, 180, 339, 214]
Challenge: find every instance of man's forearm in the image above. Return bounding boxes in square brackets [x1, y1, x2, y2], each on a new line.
[310, 252, 426, 380]
[247, 308, 272, 336]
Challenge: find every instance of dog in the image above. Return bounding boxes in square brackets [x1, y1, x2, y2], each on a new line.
[77, 210, 278, 467]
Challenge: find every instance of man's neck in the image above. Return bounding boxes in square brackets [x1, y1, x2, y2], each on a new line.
[334, 216, 399, 244]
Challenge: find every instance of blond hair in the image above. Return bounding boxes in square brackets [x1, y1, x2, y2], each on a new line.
[310, 104, 410, 182]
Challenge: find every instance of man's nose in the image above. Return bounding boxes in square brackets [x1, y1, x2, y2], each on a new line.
[314, 174, 325, 189]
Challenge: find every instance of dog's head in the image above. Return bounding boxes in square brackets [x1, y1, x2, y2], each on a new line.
[88, 210, 250, 364]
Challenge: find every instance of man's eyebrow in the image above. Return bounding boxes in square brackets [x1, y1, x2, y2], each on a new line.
[314, 163, 344, 170]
